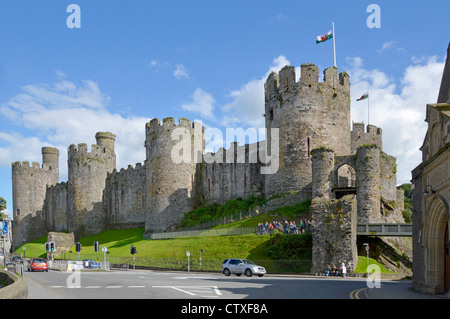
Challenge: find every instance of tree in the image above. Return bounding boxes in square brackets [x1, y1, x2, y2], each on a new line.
[0, 197, 7, 220]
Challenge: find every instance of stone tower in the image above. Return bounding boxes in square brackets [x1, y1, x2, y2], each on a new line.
[67, 132, 116, 239]
[144, 118, 203, 236]
[264, 64, 351, 199]
[11, 147, 60, 247]
[355, 144, 381, 223]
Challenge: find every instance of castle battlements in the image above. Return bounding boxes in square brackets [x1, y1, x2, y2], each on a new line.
[146, 117, 204, 135]
[113, 163, 145, 175]
[265, 64, 350, 100]
[351, 122, 383, 153]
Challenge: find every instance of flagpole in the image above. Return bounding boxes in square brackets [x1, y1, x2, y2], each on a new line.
[367, 85, 370, 125]
[332, 22, 336, 67]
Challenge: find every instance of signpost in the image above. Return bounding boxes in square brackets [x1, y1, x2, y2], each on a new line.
[102, 246, 108, 264]
[199, 249, 205, 266]
[1, 221, 7, 268]
[186, 251, 190, 272]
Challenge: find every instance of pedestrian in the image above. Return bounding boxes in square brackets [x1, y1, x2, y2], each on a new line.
[284, 220, 289, 234]
[340, 260, 347, 277]
[258, 223, 264, 235]
[324, 264, 331, 276]
[299, 219, 304, 233]
[331, 265, 338, 276]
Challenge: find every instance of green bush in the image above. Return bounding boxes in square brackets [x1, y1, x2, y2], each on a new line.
[266, 233, 312, 260]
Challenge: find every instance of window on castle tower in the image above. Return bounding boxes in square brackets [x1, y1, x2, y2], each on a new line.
[16, 208, 20, 216]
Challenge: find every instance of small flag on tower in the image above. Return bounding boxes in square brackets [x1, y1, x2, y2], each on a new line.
[356, 92, 369, 101]
[316, 30, 333, 44]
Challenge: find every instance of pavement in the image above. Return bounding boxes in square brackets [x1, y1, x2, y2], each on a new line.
[362, 279, 450, 299]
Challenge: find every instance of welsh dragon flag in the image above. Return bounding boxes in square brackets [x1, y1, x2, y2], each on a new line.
[356, 92, 369, 101]
[316, 30, 333, 44]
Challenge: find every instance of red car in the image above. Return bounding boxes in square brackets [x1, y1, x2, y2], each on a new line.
[28, 258, 48, 272]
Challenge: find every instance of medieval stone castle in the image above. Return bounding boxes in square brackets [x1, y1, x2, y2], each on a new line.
[11, 63, 407, 272]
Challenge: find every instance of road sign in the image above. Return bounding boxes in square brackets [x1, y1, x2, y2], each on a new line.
[102, 246, 107, 253]
[2, 221, 7, 236]
[365, 245, 370, 252]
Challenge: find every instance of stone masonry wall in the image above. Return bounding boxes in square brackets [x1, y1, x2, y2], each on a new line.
[104, 163, 146, 229]
[310, 195, 358, 274]
[44, 182, 68, 232]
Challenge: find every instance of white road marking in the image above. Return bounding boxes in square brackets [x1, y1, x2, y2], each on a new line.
[152, 285, 222, 297]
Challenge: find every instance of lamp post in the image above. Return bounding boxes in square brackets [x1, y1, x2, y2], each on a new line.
[363, 243, 369, 277]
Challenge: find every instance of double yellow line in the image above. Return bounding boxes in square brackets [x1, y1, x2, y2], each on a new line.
[350, 287, 368, 299]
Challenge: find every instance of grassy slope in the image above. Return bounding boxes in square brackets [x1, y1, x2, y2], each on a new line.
[14, 227, 393, 274]
[15, 228, 272, 262]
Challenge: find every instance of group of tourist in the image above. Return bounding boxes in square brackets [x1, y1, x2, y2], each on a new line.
[324, 261, 347, 277]
[257, 219, 312, 235]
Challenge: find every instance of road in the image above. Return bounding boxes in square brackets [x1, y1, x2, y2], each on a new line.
[24, 269, 371, 299]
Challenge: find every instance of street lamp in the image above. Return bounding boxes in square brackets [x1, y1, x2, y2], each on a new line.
[363, 243, 369, 278]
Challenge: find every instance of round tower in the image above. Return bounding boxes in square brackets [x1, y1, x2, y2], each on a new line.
[11, 146, 59, 249]
[144, 117, 203, 236]
[356, 144, 380, 222]
[67, 133, 116, 239]
[42, 147, 59, 185]
[264, 63, 351, 199]
[95, 132, 116, 153]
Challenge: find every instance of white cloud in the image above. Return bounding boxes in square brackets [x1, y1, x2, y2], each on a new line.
[347, 55, 444, 184]
[181, 88, 215, 119]
[268, 13, 289, 24]
[0, 76, 150, 181]
[174, 64, 190, 79]
[377, 41, 405, 54]
[221, 55, 291, 128]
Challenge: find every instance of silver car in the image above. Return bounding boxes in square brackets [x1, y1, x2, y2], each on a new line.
[222, 258, 266, 277]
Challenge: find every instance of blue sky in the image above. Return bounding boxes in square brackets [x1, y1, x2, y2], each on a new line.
[0, 0, 449, 218]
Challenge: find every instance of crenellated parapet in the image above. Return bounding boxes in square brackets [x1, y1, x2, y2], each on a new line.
[351, 122, 383, 153]
[265, 63, 350, 104]
[145, 117, 204, 163]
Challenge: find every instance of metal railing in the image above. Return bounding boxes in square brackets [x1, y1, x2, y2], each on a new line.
[150, 226, 259, 240]
[356, 223, 412, 237]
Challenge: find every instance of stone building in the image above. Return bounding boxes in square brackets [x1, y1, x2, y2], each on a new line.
[411, 42, 450, 295]
[11, 61, 405, 274]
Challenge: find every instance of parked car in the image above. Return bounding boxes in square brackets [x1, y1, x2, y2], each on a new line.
[11, 256, 23, 264]
[222, 258, 266, 277]
[28, 258, 48, 272]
